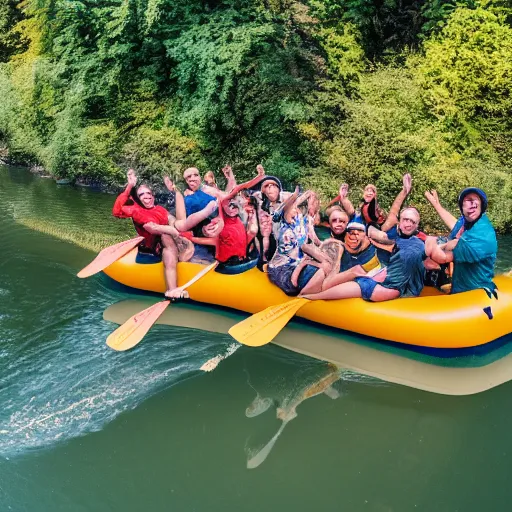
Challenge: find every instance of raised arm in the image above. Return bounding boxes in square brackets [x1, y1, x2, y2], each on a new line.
[221, 165, 266, 202]
[338, 183, 355, 217]
[326, 183, 355, 217]
[425, 190, 458, 231]
[112, 169, 137, 218]
[222, 165, 237, 192]
[380, 173, 412, 232]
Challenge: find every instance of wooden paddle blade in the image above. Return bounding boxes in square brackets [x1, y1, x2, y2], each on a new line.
[77, 236, 144, 278]
[228, 298, 308, 347]
[106, 300, 170, 351]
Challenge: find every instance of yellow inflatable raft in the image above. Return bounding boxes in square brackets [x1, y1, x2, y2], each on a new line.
[103, 248, 512, 350]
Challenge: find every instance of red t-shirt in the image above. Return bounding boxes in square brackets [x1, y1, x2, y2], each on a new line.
[112, 189, 169, 251]
[216, 216, 247, 263]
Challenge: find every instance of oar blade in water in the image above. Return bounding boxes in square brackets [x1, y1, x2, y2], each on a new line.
[77, 236, 144, 278]
[106, 262, 218, 351]
[228, 298, 308, 347]
[106, 300, 170, 351]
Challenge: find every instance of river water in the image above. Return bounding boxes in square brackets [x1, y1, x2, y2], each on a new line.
[1, 165, 512, 511]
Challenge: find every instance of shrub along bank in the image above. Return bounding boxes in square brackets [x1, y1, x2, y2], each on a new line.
[0, 0, 511, 232]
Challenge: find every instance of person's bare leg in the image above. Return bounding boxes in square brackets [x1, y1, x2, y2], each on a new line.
[290, 258, 313, 287]
[174, 187, 187, 222]
[174, 200, 217, 232]
[321, 265, 366, 291]
[369, 284, 400, 301]
[301, 281, 363, 300]
[299, 268, 326, 295]
[262, 235, 270, 262]
[161, 235, 180, 297]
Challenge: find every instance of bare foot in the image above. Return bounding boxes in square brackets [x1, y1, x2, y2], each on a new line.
[165, 288, 190, 300]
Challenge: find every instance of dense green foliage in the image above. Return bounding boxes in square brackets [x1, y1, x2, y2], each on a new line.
[0, 0, 511, 231]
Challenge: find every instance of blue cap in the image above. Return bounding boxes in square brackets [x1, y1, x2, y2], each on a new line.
[458, 188, 488, 213]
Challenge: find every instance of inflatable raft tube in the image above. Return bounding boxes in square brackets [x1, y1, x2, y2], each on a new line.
[102, 248, 512, 350]
[103, 299, 512, 396]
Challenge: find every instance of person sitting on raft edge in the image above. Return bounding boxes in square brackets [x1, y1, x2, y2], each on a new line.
[179, 167, 267, 270]
[424, 187, 497, 295]
[112, 169, 195, 300]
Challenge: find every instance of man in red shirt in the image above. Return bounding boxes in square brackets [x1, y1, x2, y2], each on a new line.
[113, 170, 211, 299]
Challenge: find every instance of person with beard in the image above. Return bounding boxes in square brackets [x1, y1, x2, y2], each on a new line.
[301, 211, 431, 302]
[290, 220, 390, 296]
[112, 169, 195, 300]
[425, 188, 497, 294]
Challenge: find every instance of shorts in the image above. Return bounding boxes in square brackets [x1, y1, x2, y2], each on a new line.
[190, 244, 215, 265]
[297, 265, 320, 290]
[354, 276, 379, 302]
[268, 264, 300, 296]
[135, 251, 162, 264]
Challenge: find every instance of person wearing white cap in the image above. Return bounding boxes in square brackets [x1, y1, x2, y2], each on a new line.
[301, 211, 429, 302]
[293, 219, 391, 295]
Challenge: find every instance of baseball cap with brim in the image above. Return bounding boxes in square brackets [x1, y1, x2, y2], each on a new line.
[346, 221, 366, 232]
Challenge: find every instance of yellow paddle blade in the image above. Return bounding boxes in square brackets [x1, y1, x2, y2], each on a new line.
[77, 236, 144, 278]
[228, 298, 308, 347]
[106, 300, 170, 351]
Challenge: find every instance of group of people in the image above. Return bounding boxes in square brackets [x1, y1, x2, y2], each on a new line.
[113, 165, 498, 303]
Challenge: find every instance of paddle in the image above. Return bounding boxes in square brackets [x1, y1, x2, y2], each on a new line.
[228, 297, 308, 347]
[106, 261, 218, 351]
[77, 236, 145, 278]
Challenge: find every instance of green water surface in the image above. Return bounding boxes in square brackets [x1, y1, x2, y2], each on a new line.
[1, 166, 512, 512]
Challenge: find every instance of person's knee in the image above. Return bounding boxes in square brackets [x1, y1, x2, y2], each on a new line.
[162, 247, 178, 266]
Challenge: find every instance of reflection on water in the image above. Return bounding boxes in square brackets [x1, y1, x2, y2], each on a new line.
[245, 364, 342, 468]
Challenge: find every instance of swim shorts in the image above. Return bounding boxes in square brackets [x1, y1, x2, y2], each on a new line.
[354, 276, 379, 302]
[268, 264, 300, 296]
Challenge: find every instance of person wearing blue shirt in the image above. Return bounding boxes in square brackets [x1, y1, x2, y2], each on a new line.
[424, 187, 497, 294]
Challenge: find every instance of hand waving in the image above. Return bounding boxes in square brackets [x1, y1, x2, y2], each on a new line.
[403, 173, 412, 195]
[425, 189, 440, 207]
[339, 183, 349, 199]
[127, 169, 137, 188]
